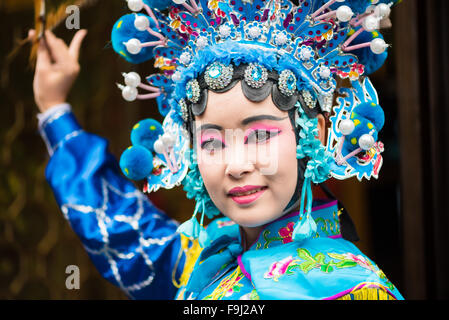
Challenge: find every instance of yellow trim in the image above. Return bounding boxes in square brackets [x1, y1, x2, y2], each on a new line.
[172, 235, 203, 289]
[133, 123, 140, 130]
[336, 283, 396, 300]
[117, 20, 123, 29]
[351, 138, 358, 145]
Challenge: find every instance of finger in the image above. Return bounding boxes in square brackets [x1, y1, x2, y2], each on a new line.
[28, 29, 36, 41]
[69, 29, 88, 61]
[44, 30, 69, 63]
[36, 39, 51, 69]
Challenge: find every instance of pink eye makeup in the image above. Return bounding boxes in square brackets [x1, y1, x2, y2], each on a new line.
[200, 132, 226, 152]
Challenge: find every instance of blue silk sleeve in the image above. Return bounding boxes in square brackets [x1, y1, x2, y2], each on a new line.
[39, 109, 185, 299]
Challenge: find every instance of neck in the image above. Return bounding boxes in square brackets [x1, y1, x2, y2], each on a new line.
[239, 225, 263, 251]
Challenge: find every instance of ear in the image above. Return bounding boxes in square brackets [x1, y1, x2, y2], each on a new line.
[317, 114, 326, 145]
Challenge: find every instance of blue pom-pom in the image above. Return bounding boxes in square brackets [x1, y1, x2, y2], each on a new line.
[353, 102, 385, 130]
[120, 145, 154, 180]
[351, 30, 388, 75]
[327, 0, 371, 14]
[111, 13, 158, 64]
[143, 0, 172, 10]
[342, 102, 384, 152]
[130, 118, 164, 152]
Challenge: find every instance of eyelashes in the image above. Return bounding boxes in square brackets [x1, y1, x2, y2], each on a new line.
[200, 129, 281, 152]
[244, 129, 281, 144]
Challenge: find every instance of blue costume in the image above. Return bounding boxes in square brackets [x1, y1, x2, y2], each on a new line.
[38, 0, 405, 300]
[39, 106, 403, 300]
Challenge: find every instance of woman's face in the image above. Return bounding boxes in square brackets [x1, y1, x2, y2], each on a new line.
[194, 83, 299, 228]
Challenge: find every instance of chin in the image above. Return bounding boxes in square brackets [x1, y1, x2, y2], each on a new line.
[226, 204, 278, 228]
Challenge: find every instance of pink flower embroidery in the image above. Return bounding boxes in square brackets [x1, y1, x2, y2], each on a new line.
[343, 253, 375, 272]
[264, 256, 294, 281]
[278, 222, 295, 244]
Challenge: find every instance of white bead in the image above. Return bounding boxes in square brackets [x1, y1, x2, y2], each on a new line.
[335, 0, 345, 2]
[127, 0, 144, 12]
[248, 26, 261, 39]
[134, 15, 149, 31]
[339, 119, 355, 136]
[319, 66, 331, 79]
[153, 139, 165, 154]
[359, 134, 375, 150]
[124, 72, 141, 87]
[219, 25, 231, 38]
[336, 6, 353, 22]
[196, 36, 208, 49]
[179, 52, 191, 65]
[172, 71, 182, 82]
[172, 0, 186, 4]
[124, 38, 142, 54]
[362, 15, 380, 32]
[299, 47, 313, 61]
[275, 33, 288, 46]
[162, 133, 176, 147]
[375, 3, 391, 18]
[370, 38, 388, 54]
[122, 86, 138, 102]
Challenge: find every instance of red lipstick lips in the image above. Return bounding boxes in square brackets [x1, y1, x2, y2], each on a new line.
[227, 185, 268, 205]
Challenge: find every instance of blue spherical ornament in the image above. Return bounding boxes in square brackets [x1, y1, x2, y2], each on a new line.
[143, 0, 173, 10]
[130, 118, 164, 152]
[111, 13, 158, 64]
[120, 145, 154, 180]
[353, 102, 385, 130]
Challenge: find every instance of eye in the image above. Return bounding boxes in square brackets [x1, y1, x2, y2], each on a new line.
[201, 138, 225, 152]
[245, 129, 280, 144]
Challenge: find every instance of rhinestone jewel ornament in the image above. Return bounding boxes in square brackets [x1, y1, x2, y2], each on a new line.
[244, 63, 268, 89]
[302, 90, 316, 109]
[204, 62, 234, 90]
[278, 70, 297, 96]
[186, 79, 201, 103]
[179, 99, 189, 122]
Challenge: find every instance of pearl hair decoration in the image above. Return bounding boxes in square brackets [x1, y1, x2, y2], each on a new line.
[359, 133, 376, 150]
[124, 38, 142, 55]
[336, 6, 354, 23]
[338, 119, 355, 136]
[127, 0, 144, 12]
[370, 38, 388, 55]
[375, 3, 392, 19]
[134, 15, 150, 31]
[362, 15, 380, 32]
[124, 72, 141, 87]
[119, 85, 138, 102]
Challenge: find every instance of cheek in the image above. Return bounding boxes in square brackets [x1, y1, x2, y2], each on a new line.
[253, 129, 297, 177]
[196, 150, 225, 200]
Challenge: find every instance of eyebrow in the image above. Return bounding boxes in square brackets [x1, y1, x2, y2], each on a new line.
[197, 115, 288, 132]
[241, 115, 288, 125]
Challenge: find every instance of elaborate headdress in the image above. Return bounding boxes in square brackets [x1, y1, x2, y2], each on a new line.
[112, 0, 399, 247]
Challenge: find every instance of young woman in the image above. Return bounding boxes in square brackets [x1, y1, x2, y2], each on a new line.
[32, 0, 404, 300]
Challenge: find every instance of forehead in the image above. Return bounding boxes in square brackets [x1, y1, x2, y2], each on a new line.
[195, 82, 288, 129]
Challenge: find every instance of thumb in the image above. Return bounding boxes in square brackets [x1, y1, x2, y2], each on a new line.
[68, 29, 88, 61]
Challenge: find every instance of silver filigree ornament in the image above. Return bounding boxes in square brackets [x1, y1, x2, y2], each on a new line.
[278, 69, 297, 97]
[185, 79, 201, 103]
[244, 63, 268, 89]
[204, 62, 234, 90]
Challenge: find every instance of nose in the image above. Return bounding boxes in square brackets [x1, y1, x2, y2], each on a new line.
[224, 146, 255, 179]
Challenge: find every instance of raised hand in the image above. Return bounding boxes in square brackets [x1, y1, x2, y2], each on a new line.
[30, 29, 87, 112]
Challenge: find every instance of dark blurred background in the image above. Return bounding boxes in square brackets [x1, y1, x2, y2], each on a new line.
[0, 0, 448, 300]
